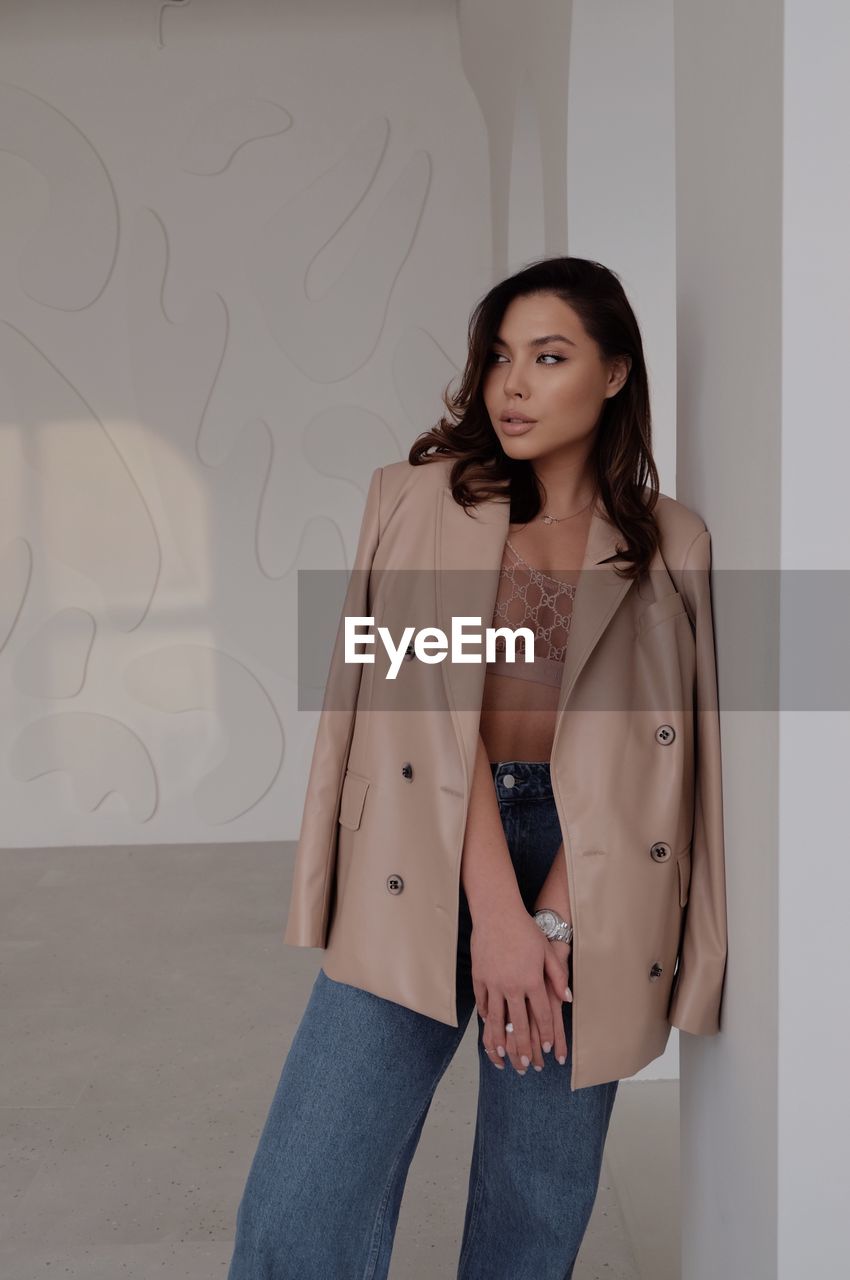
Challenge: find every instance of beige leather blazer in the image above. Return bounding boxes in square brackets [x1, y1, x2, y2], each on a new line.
[283, 456, 728, 1090]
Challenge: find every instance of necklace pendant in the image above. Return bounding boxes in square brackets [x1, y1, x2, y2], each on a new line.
[542, 514, 556, 525]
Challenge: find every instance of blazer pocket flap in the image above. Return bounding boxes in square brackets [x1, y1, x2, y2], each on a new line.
[677, 848, 692, 908]
[339, 770, 370, 831]
[637, 591, 687, 636]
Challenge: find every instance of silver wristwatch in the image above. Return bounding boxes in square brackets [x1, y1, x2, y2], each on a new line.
[533, 907, 573, 944]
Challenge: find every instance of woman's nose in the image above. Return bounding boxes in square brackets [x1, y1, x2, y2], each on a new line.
[502, 369, 530, 397]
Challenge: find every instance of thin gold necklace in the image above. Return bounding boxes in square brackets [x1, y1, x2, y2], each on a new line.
[538, 494, 595, 526]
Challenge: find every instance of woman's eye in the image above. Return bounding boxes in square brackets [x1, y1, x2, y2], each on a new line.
[486, 352, 565, 365]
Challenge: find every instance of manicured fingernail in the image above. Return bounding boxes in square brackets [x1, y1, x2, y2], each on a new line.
[542, 1041, 552, 1052]
[517, 1069, 526, 1076]
[558, 1055, 566, 1065]
[521, 1055, 530, 1067]
[497, 1045, 505, 1058]
[533, 1065, 543, 1072]
[565, 989, 573, 1002]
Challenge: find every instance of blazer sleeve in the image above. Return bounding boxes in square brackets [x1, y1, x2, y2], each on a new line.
[283, 466, 383, 948]
[668, 526, 729, 1034]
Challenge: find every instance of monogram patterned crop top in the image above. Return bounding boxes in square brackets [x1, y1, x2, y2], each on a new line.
[483, 538, 578, 698]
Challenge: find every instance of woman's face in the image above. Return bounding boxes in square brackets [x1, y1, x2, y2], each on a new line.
[481, 292, 629, 463]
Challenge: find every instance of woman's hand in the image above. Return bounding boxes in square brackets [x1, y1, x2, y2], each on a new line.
[471, 909, 570, 1074]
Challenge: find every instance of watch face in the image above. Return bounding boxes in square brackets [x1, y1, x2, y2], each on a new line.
[536, 910, 557, 932]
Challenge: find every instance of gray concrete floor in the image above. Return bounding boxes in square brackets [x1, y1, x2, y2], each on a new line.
[0, 844, 679, 1279]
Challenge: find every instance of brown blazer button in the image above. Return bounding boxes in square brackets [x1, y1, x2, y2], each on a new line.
[650, 842, 672, 862]
[655, 724, 675, 744]
[401, 762, 413, 781]
[649, 962, 663, 981]
[387, 874, 404, 894]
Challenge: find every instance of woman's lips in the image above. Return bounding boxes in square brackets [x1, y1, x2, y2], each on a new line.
[500, 418, 538, 436]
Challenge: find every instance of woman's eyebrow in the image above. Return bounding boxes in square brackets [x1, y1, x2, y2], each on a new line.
[492, 333, 578, 349]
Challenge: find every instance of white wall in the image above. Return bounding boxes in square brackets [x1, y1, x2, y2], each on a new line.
[674, 0, 782, 1276]
[568, 0, 677, 486]
[0, 0, 491, 846]
[780, 0, 850, 1272]
[673, 3, 850, 1265]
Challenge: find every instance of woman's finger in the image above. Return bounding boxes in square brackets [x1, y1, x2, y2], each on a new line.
[527, 1006, 546, 1071]
[482, 990, 507, 1069]
[549, 984, 569, 1066]
[472, 977, 489, 1022]
[527, 976, 556, 1057]
[504, 995, 532, 1074]
[543, 940, 572, 1003]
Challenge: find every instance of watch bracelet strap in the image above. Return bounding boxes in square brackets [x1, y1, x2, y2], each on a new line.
[535, 909, 573, 942]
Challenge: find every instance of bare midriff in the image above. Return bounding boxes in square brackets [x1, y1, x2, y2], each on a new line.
[478, 519, 589, 764]
[479, 677, 562, 762]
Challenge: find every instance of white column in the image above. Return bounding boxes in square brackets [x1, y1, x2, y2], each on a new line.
[675, 0, 849, 1274]
[779, 0, 850, 1273]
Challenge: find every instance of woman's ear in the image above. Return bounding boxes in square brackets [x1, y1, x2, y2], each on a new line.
[606, 355, 631, 397]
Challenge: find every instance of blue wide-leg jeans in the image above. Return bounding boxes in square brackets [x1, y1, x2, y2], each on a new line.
[227, 761, 619, 1279]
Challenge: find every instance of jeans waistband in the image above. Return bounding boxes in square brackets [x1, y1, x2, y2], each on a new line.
[489, 760, 553, 801]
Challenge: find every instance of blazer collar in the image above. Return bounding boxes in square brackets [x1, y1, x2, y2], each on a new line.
[435, 482, 635, 780]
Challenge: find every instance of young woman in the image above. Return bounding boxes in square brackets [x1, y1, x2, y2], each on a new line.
[227, 257, 728, 1279]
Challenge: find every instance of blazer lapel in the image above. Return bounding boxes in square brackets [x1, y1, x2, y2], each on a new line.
[556, 497, 635, 717]
[435, 481, 634, 783]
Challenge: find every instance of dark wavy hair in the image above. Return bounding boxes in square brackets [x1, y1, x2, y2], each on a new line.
[408, 256, 660, 581]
